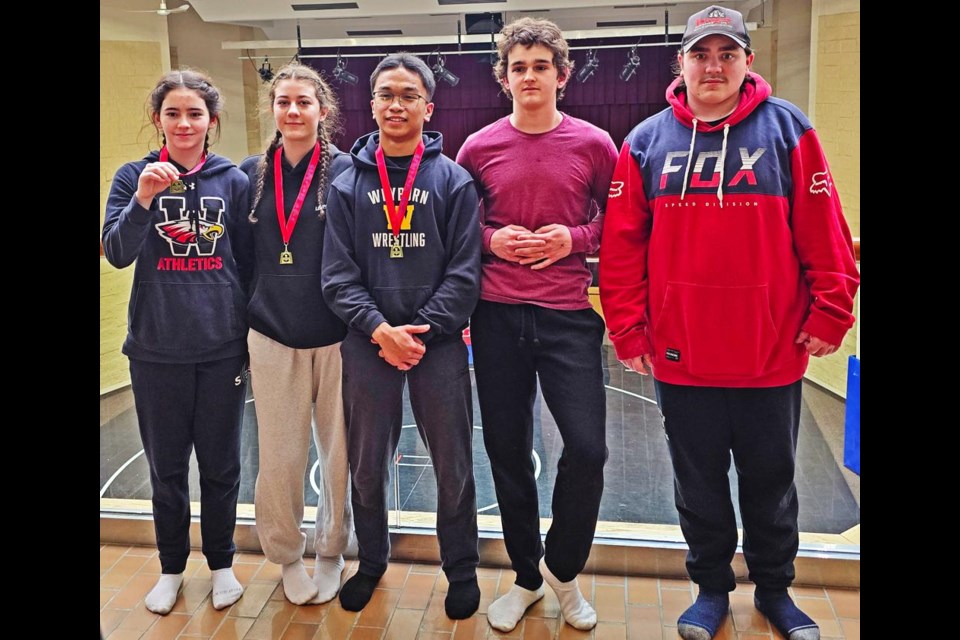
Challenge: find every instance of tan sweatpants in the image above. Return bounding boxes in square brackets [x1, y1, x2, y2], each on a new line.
[249, 329, 353, 564]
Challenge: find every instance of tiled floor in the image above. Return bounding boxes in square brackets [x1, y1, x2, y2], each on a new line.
[100, 545, 860, 640]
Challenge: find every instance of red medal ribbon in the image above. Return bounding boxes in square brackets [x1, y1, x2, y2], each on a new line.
[159, 146, 207, 178]
[376, 140, 425, 238]
[274, 142, 322, 248]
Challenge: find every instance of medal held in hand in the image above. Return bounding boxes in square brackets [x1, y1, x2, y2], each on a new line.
[159, 147, 206, 194]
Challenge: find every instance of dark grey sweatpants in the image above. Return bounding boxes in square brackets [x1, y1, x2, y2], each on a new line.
[341, 331, 479, 582]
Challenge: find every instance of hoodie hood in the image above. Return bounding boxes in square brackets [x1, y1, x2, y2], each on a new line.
[349, 131, 445, 170]
[664, 71, 772, 204]
[666, 71, 772, 131]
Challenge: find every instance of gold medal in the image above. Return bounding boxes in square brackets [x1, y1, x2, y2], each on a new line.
[280, 244, 293, 264]
[390, 244, 403, 259]
[170, 179, 186, 194]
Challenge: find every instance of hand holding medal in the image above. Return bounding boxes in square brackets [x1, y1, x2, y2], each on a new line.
[135, 147, 207, 209]
[135, 161, 182, 208]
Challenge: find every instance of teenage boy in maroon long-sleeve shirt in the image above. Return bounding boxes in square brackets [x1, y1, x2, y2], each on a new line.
[457, 17, 618, 634]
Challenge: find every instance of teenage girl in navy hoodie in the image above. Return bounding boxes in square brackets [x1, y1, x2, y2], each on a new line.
[102, 70, 249, 616]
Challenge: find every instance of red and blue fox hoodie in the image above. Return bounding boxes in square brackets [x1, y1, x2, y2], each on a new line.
[599, 72, 859, 387]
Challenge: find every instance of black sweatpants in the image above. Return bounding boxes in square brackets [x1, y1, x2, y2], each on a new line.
[472, 300, 608, 589]
[341, 331, 479, 582]
[129, 354, 247, 574]
[654, 379, 803, 592]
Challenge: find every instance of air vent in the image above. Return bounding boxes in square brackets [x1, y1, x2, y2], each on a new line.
[346, 29, 403, 36]
[597, 19, 657, 27]
[438, 0, 505, 5]
[292, 3, 359, 11]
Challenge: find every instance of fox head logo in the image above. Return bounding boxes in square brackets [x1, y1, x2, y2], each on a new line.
[809, 171, 832, 196]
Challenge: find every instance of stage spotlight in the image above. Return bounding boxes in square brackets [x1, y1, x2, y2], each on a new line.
[577, 49, 599, 83]
[259, 58, 274, 83]
[431, 52, 460, 87]
[620, 46, 640, 82]
[332, 54, 359, 86]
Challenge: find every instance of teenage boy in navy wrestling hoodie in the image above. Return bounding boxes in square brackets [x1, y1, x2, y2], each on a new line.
[322, 52, 482, 620]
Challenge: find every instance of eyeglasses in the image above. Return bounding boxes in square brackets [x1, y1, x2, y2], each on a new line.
[372, 91, 427, 107]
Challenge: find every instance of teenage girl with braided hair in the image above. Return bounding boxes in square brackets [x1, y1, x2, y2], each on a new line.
[236, 62, 353, 605]
[102, 69, 248, 615]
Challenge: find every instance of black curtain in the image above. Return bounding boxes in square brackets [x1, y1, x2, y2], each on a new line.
[301, 36, 678, 159]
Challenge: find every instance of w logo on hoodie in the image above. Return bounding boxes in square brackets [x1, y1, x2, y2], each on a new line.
[155, 196, 226, 257]
[384, 204, 415, 231]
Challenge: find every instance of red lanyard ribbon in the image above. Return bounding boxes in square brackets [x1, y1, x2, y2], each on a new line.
[274, 142, 322, 247]
[159, 146, 207, 178]
[375, 140, 425, 237]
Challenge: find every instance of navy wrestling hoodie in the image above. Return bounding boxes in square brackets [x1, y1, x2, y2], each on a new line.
[321, 131, 481, 343]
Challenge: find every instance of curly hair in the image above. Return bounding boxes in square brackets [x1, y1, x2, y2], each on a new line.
[493, 17, 573, 101]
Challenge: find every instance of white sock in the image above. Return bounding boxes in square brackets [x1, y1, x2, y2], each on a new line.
[211, 568, 244, 610]
[539, 558, 597, 630]
[310, 555, 345, 604]
[282, 559, 319, 605]
[487, 584, 544, 632]
[144, 573, 183, 615]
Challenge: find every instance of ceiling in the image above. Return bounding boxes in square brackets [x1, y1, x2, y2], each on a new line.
[178, 0, 765, 48]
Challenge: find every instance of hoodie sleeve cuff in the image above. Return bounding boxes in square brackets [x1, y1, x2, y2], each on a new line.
[127, 197, 155, 225]
[801, 311, 853, 349]
[358, 311, 388, 338]
[610, 327, 651, 361]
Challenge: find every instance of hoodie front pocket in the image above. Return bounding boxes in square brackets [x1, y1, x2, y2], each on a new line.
[248, 273, 328, 344]
[653, 282, 779, 379]
[373, 286, 433, 327]
[131, 281, 240, 352]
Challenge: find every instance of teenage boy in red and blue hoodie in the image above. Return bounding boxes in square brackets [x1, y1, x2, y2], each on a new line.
[600, 6, 859, 640]
[322, 52, 482, 620]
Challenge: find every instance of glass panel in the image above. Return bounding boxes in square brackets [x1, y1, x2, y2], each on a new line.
[101, 344, 860, 551]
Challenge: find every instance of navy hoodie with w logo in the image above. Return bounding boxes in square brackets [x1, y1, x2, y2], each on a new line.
[102, 151, 249, 363]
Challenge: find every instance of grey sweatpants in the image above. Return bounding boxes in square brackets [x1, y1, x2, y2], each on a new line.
[249, 329, 353, 564]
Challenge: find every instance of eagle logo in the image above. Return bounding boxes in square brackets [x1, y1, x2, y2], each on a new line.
[155, 196, 226, 256]
[156, 220, 225, 243]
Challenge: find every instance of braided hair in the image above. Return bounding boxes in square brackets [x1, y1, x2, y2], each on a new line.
[249, 62, 341, 223]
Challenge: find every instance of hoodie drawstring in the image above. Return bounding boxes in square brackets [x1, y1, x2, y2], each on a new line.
[679, 118, 697, 201]
[679, 120, 731, 208]
[716, 123, 730, 208]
